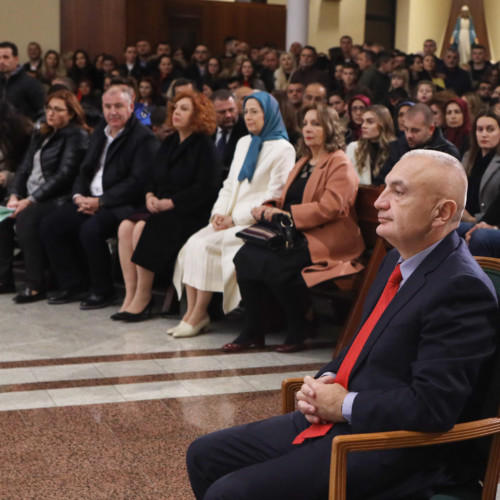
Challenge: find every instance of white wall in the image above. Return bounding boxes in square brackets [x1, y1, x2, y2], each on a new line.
[395, 0, 452, 54]
[308, 0, 366, 53]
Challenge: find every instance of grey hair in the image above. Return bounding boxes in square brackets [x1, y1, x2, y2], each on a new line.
[105, 85, 133, 105]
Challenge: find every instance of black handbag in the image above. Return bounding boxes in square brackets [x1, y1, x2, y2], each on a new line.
[236, 213, 297, 250]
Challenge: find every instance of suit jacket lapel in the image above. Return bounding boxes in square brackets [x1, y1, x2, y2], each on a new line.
[348, 231, 461, 379]
[302, 152, 329, 202]
[479, 155, 500, 200]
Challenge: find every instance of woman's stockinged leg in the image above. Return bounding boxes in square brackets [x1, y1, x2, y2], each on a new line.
[117, 220, 139, 311]
[187, 289, 213, 326]
[125, 266, 154, 313]
[183, 284, 197, 322]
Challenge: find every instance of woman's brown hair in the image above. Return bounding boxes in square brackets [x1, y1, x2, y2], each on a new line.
[166, 91, 217, 136]
[297, 103, 346, 158]
[40, 89, 90, 135]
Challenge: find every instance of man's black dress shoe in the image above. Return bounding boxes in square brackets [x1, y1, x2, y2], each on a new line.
[80, 292, 117, 310]
[13, 288, 46, 304]
[48, 288, 86, 305]
[0, 282, 16, 294]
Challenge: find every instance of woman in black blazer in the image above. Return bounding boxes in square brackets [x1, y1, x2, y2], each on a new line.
[113, 91, 219, 321]
[1, 89, 89, 302]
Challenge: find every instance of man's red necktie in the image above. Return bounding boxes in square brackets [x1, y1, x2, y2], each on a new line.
[293, 263, 403, 444]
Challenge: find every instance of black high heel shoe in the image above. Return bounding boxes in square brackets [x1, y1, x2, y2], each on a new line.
[110, 311, 127, 321]
[119, 298, 154, 323]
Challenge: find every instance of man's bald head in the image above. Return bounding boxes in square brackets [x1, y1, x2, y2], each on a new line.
[375, 150, 467, 258]
[402, 150, 467, 223]
[303, 83, 327, 106]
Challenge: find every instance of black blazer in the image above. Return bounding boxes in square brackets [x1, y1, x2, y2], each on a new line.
[146, 131, 219, 216]
[10, 123, 89, 205]
[72, 114, 158, 219]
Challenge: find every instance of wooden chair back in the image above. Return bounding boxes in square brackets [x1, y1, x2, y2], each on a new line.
[330, 184, 387, 356]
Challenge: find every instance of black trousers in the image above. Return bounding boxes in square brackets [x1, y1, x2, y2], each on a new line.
[186, 411, 443, 500]
[0, 200, 58, 289]
[39, 202, 120, 294]
[237, 277, 311, 344]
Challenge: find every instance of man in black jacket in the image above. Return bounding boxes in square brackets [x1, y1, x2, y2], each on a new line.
[0, 41, 45, 121]
[210, 90, 247, 181]
[443, 48, 472, 96]
[184, 45, 210, 91]
[40, 85, 158, 309]
[374, 104, 460, 185]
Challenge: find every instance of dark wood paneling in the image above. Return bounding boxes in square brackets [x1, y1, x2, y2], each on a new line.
[61, 0, 285, 63]
[125, 0, 286, 58]
[60, 0, 126, 59]
[364, 0, 396, 50]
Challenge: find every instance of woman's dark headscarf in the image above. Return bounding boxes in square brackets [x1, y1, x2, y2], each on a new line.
[348, 94, 371, 141]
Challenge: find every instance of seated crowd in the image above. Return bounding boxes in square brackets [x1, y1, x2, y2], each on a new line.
[0, 33, 499, 353]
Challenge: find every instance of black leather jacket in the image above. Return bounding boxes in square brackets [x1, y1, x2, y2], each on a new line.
[9, 123, 89, 204]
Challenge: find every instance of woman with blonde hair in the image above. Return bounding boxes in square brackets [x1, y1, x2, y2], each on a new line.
[274, 52, 297, 91]
[346, 104, 395, 184]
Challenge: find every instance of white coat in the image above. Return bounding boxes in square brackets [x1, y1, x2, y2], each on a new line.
[173, 135, 296, 312]
[346, 141, 372, 185]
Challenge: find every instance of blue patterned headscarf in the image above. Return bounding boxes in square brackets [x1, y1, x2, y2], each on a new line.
[238, 92, 289, 183]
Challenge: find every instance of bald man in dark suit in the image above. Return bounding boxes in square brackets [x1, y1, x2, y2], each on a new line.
[186, 150, 498, 500]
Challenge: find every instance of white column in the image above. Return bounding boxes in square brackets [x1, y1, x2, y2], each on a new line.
[286, 0, 309, 50]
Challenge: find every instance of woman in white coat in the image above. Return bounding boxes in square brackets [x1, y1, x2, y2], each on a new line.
[171, 91, 296, 337]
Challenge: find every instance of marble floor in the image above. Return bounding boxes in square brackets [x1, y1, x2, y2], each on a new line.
[2, 290, 498, 500]
[0, 290, 336, 499]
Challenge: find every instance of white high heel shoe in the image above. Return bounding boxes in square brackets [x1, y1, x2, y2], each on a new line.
[172, 316, 210, 338]
[167, 321, 189, 335]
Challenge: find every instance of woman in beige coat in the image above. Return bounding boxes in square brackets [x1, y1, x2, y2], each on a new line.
[171, 92, 296, 338]
[223, 103, 365, 353]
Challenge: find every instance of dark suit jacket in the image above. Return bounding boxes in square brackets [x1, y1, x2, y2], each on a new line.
[212, 118, 247, 180]
[317, 231, 498, 497]
[117, 61, 144, 81]
[183, 63, 207, 90]
[72, 114, 158, 220]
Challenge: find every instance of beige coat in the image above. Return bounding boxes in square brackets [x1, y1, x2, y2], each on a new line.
[274, 149, 365, 287]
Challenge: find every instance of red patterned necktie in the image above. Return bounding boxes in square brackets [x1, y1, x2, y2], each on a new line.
[293, 263, 403, 444]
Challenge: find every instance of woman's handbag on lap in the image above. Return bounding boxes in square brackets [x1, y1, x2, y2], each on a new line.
[236, 213, 297, 250]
